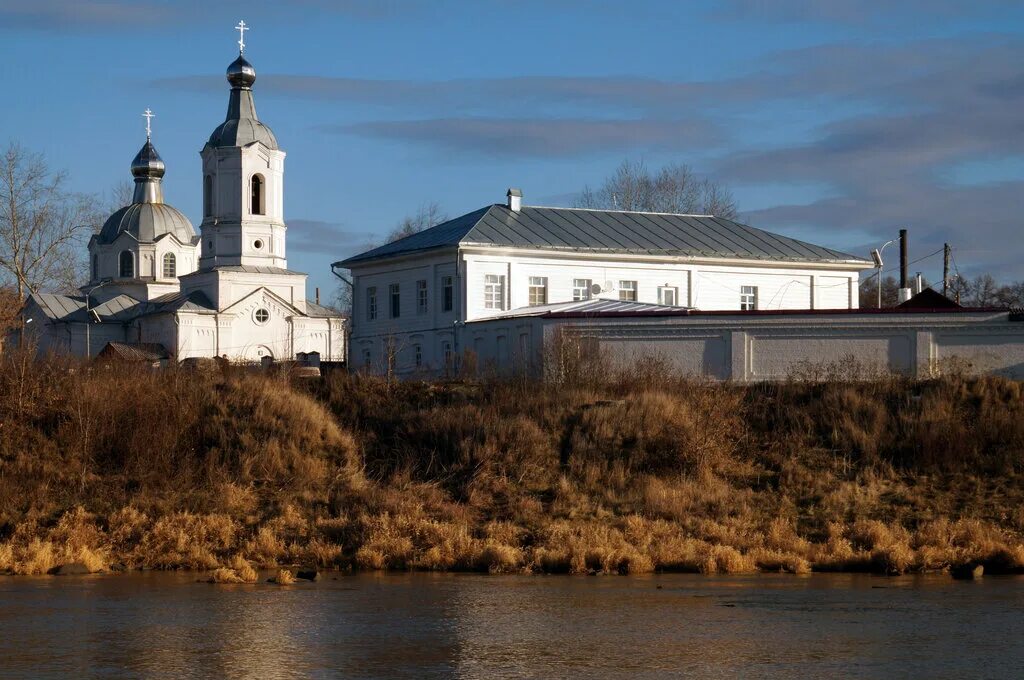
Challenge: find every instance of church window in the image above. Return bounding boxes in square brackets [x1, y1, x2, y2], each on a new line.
[366, 286, 377, 320]
[740, 285, 758, 311]
[528, 276, 548, 306]
[389, 284, 400, 318]
[254, 308, 270, 324]
[443, 341, 453, 367]
[417, 280, 428, 315]
[162, 253, 176, 279]
[119, 250, 134, 278]
[251, 175, 265, 215]
[484, 274, 505, 310]
[91, 254, 98, 281]
[442, 275, 453, 312]
[253, 239, 264, 250]
[573, 279, 592, 301]
[203, 175, 213, 217]
[363, 349, 372, 367]
[619, 280, 637, 302]
[414, 344, 422, 368]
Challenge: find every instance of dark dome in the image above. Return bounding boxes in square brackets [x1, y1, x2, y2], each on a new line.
[227, 54, 256, 88]
[97, 203, 196, 245]
[130, 140, 165, 179]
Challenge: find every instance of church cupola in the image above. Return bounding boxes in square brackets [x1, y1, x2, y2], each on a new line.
[198, 20, 288, 270]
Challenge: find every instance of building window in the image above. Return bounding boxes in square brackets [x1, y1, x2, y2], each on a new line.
[253, 239, 263, 250]
[119, 250, 134, 278]
[389, 283, 400, 318]
[484, 274, 505, 310]
[572, 278, 592, 301]
[203, 175, 213, 217]
[659, 286, 678, 306]
[162, 252, 176, 279]
[91, 254, 98, 281]
[366, 286, 377, 321]
[443, 341, 453, 365]
[250, 174, 265, 215]
[619, 280, 637, 301]
[254, 308, 270, 324]
[414, 344, 423, 367]
[442, 275, 454, 312]
[417, 279, 428, 315]
[741, 285, 758, 311]
[528, 276, 548, 306]
[363, 349, 372, 367]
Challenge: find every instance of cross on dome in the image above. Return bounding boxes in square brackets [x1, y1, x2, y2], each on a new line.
[236, 20, 248, 54]
[142, 108, 155, 140]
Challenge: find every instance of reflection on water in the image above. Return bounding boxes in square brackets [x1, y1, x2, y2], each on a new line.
[0, 572, 1021, 679]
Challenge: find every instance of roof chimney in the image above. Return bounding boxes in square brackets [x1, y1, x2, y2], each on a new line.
[506, 187, 522, 212]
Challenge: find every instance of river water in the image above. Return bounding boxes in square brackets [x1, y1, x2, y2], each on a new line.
[0, 571, 1020, 679]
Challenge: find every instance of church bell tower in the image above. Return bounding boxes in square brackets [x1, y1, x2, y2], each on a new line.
[199, 20, 287, 270]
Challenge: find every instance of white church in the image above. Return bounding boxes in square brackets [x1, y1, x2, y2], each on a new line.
[24, 25, 345, 365]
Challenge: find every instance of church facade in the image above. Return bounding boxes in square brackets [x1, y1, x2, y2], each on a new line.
[23, 36, 345, 364]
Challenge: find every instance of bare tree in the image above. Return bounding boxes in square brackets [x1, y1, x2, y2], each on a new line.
[105, 179, 134, 214]
[386, 201, 448, 243]
[576, 160, 738, 219]
[0, 142, 98, 298]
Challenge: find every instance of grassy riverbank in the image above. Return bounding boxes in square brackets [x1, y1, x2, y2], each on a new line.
[2, 352, 1024, 578]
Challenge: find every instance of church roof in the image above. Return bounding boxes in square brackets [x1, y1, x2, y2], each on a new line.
[97, 202, 196, 245]
[305, 300, 344, 318]
[336, 205, 871, 268]
[140, 290, 217, 315]
[206, 54, 278, 150]
[29, 293, 143, 322]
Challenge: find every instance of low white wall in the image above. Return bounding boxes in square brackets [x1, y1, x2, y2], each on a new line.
[466, 310, 1024, 381]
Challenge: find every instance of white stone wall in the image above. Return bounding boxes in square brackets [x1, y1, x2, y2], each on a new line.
[463, 310, 1024, 382]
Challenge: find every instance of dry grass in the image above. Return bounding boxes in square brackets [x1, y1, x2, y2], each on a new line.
[1, 350, 1024, 576]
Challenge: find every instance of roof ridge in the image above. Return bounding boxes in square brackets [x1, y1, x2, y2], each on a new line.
[521, 204, 716, 218]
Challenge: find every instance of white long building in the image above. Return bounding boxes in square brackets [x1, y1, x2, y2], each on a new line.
[337, 189, 874, 375]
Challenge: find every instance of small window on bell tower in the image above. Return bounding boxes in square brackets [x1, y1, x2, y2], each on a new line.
[251, 174, 265, 215]
[204, 175, 213, 217]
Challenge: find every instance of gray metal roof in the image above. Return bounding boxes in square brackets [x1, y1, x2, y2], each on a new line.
[337, 205, 870, 267]
[29, 293, 144, 323]
[141, 290, 217, 315]
[97, 202, 197, 245]
[470, 298, 692, 322]
[305, 300, 344, 318]
[207, 56, 278, 150]
[208, 265, 305, 275]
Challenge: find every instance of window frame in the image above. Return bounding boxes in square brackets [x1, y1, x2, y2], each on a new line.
[119, 250, 134, 278]
[619, 280, 637, 302]
[740, 285, 758, 311]
[572, 278, 592, 301]
[416, 279, 428, 315]
[162, 252, 176, 279]
[484, 274, 505, 310]
[366, 286, 377, 321]
[389, 283, 401, 318]
[442, 275, 454, 312]
[658, 285, 678, 306]
[528, 276, 548, 306]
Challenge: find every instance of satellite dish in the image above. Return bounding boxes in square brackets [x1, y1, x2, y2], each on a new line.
[590, 283, 603, 295]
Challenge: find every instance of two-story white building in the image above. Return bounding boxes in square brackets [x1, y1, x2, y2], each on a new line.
[336, 189, 874, 375]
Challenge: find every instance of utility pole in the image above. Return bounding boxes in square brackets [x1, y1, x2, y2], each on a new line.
[943, 243, 950, 297]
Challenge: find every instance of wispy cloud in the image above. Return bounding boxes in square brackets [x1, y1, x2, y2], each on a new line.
[287, 218, 376, 256]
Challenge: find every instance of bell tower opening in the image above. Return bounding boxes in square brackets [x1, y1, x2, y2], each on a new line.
[250, 174, 265, 215]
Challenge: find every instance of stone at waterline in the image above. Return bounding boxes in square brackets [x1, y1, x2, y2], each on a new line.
[48, 563, 94, 575]
[297, 569, 319, 581]
[951, 563, 984, 580]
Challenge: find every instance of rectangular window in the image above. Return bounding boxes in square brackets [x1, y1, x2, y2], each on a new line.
[573, 278, 592, 301]
[741, 285, 758, 311]
[366, 286, 377, 321]
[528, 276, 548, 306]
[659, 286, 678, 306]
[443, 341, 453, 365]
[442, 275, 454, 312]
[619, 280, 637, 302]
[484, 274, 505, 310]
[362, 349, 371, 367]
[417, 279, 428, 315]
[389, 283, 400, 318]
[414, 344, 422, 367]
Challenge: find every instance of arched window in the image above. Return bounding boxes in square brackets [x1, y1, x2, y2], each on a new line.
[162, 252, 176, 279]
[91, 254, 98, 281]
[119, 250, 134, 278]
[250, 174, 264, 215]
[203, 175, 213, 217]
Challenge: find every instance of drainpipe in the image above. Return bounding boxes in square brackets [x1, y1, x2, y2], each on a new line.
[330, 263, 353, 365]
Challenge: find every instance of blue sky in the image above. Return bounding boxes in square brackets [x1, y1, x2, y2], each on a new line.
[2, 0, 1024, 296]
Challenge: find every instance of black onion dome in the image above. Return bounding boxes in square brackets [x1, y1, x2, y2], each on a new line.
[130, 140, 165, 178]
[227, 54, 256, 88]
